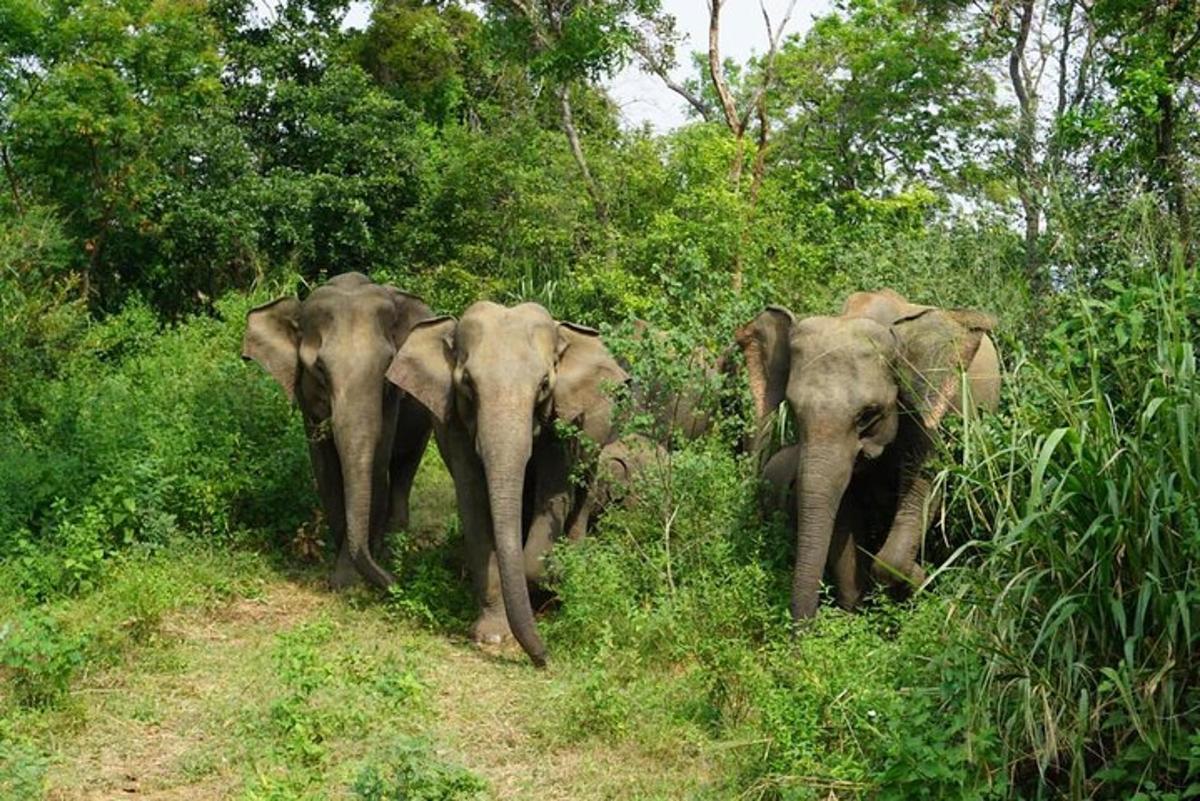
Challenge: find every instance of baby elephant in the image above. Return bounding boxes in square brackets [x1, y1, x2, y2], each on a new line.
[243, 273, 434, 591]
[386, 301, 628, 667]
[739, 290, 1000, 621]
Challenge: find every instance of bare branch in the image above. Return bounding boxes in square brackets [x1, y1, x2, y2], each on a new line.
[1008, 0, 1034, 114]
[740, 0, 797, 133]
[556, 85, 607, 224]
[632, 39, 713, 121]
[708, 0, 743, 133]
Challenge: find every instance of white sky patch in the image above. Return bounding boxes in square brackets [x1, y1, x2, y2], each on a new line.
[607, 0, 833, 132]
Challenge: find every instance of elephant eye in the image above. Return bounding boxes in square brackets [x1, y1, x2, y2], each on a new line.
[856, 405, 883, 433]
[538, 374, 551, 398]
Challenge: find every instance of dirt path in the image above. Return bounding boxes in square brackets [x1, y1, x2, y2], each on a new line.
[40, 576, 710, 801]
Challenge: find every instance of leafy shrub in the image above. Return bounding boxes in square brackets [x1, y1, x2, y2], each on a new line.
[351, 738, 487, 801]
[949, 241, 1200, 797]
[0, 291, 314, 598]
[0, 610, 85, 708]
[0, 736, 48, 799]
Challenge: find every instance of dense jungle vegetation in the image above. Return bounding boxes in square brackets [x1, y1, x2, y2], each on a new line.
[1, 0, 1198, 797]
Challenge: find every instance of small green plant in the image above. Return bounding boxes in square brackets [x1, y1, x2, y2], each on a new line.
[0, 735, 48, 799]
[351, 738, 487, 801]
[0, 610, 85, 708]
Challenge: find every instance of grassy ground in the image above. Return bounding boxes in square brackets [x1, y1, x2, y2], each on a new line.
[0, 457, 717, 801]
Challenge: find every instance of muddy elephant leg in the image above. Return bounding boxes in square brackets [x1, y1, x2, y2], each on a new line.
[308, 432, 356, 589]
[523, 439, 574, 583]
[437, 426, 509, 644]
[386, 395, 432, 536]
[872, 469, 936, 588]
[829, 502, 865, 611]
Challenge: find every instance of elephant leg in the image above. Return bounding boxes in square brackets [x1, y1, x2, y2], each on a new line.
[308, 433, 357, 589]
[437, 425, 510, 644]
[829, 502, 865, 611]
[523, 439, 573, 583]
[872, 470, 937, 589]
[386, 396, 432, 535]
[564, 491, 592, 543]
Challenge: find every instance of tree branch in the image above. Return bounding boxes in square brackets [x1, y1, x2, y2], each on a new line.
[1171, 18, 1200, 64]
[1008, 0, 1034, 114]
[556, 84, 607, 224]
[708, 0, 743, 133]
[739, 0, 796, 135]
[633, 39, 713, 121]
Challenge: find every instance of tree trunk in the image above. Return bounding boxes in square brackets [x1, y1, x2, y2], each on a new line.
[1009, 0, 1043, 292]
[556, 84, 607, 226]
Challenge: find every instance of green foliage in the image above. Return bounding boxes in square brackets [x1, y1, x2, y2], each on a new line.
[352, 738, 487, 801]
[772, 0, 1006, 200]
[0, 610, 84, 708]
[0, 292, 312, 599]
[947, 235, 1200, 797]
[0, 735, 48, 799]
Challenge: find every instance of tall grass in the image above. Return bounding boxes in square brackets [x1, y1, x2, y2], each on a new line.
[951, 235, 1200, 797]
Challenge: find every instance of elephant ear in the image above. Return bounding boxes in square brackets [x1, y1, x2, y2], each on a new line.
[734, 305, 795, 422]
[554, 322, 630, 445]
[893, 308, 996, 430]
[386, 287, 434, 346]
[386, 316, 457, 424]
[243, 297, 302, 401]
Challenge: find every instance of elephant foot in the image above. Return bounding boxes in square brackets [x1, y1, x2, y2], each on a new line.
[870, 552, 925, 589]
[329, 549, 362, 591]
[470, 609, 513, 646]
[835, 586, 863, 611]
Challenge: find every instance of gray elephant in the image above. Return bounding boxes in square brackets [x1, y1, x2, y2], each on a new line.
[738, 290, 1000, 621]
[242, 273, 433, 590]
[590, 433, 666, 518]
[385, 301, 628, 667]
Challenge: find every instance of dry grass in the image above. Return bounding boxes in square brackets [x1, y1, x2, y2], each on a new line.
[30, 574, 709, 800]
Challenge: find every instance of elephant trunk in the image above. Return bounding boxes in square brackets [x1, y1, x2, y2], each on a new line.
[332, 371, 397, 590]
[790, 439, 855, 622]
[478, 408, 547, 668]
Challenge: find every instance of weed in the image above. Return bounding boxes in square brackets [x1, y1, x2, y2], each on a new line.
[351, 737, 487, 801]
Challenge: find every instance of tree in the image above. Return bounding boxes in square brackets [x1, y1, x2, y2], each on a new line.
[2, 0, 227, 308]
[483, 0, 663, 225]
[771, 0, 1005, 202]
[1089, 0, 1199, 253]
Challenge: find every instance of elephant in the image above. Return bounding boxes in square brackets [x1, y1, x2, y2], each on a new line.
[385, 301, 628, 667]
[589, 433, 666, 518]
[737, 290, 1000, 622]
[242, 272, 434, 591]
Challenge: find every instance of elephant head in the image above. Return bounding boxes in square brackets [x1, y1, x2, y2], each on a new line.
[242, 272, 432, 590]
[386, 301, 627, 666]
[736, 301, 995, 622]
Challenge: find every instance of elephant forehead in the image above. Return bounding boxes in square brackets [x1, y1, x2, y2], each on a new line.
[456, 313, 555, 362]
[300, 294, 394, 339]
[791, 319, 892, 367]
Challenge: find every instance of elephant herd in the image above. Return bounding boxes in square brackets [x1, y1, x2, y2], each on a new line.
[243, 273, 1000, 667]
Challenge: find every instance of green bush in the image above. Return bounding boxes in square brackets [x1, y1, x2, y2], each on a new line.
[948, 237, 1200, 797]
[351, 737, 487, 801]
[0, 292, 313, 599]
[0, 610, 85, 708]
